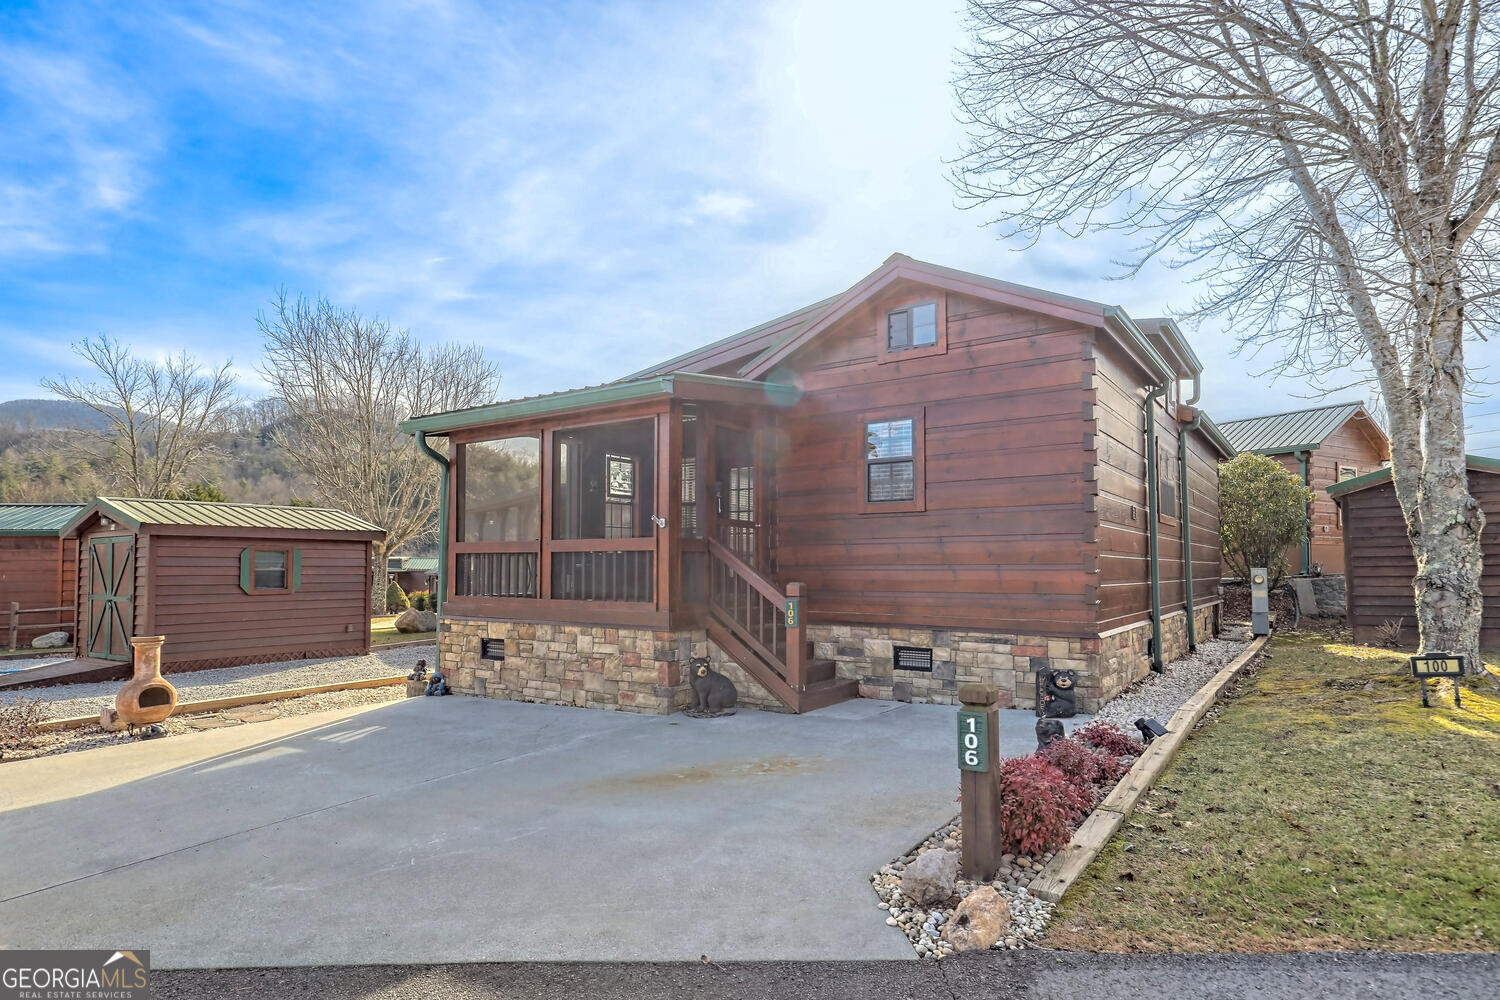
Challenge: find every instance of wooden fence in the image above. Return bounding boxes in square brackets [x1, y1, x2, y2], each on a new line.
[7, 601, 74, 651]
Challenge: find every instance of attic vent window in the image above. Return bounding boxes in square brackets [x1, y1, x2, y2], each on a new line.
[887, 302, 938, 352]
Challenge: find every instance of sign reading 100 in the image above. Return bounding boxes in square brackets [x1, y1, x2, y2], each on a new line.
[957, 709, 990, 772]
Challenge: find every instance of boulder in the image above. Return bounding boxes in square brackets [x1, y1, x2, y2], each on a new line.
[941, 885, 1011, 952]
[899, 848, 958, 906]
[393, 609, 438, 633]
[31, 630, 70, 649]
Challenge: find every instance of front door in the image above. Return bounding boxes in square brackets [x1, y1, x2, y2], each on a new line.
[88, 535, 135, 660]
[712, 425, 762, 569]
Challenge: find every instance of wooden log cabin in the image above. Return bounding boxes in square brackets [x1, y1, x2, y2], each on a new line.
[59, 497, 385, 673]
[402, 255, 1236, 714]
[1329, 456, 1500, 646]
[1221, 402, 1390, 575]
[0, 503, 84, 647]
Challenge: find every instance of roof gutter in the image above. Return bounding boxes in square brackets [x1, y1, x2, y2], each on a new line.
[414, 432, 450, 630]
[1145, 384, 1169, 672]
[1179, 407, 1206, 650]
[1103, 307, 1173, 383]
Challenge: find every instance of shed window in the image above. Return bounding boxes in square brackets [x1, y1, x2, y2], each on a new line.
[866, 418, 916, 503]
[887, 302, 938, 352]
[253, 549, 289, 591]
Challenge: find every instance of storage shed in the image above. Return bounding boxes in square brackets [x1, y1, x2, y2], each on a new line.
[60, 497, 385, 672]
[0, 503, 84, 647]
[1328, 456, 1500, 646]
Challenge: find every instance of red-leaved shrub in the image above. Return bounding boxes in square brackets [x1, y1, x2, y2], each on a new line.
[1075, 719, 1144, 757]
[1039, 737, 1111, 795]
[998, 756, 1092, 856]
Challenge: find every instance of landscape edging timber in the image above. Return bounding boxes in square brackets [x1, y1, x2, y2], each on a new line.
[1027, 634, 1271, 903]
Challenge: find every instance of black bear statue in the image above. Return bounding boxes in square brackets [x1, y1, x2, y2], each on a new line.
[686, 656, 738, 717]
[1037, 668, 1079, 719]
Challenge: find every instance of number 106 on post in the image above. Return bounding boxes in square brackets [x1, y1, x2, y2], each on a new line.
[957, 709, 990, 772]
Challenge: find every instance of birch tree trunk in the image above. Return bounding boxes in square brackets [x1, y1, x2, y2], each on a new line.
[953, 1, 1500, 683]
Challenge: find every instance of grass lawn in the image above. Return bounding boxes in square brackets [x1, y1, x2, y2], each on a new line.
[1045, 631, 1500, 953]
[370, 614, 436, 646]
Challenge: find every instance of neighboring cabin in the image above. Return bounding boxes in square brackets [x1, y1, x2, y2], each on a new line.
[0, 503, 84, 645]
[1330, 457, 1500, 647]
[60, 497, 385, 672]
[387, 555, 438, 596]
[401, 254, 1235, 715]
[1220, 402, 1390, 575]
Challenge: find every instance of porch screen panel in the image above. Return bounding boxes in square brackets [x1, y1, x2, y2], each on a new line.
[552, 419, 656, 540]
[461, 436, 541, 542]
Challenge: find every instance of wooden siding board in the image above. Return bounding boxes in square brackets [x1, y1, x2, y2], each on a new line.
[1342, 473, 1500, 643]
[770, 282, 1096, 632]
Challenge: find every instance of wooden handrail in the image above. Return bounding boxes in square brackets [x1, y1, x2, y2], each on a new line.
[706, 537, 783, 607]
[704, 540, 807, 694]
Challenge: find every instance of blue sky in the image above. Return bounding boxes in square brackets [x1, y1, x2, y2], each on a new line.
[3, 0, 1498, 445]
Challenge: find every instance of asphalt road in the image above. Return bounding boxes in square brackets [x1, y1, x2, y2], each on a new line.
[154, 952, 1500, 1000]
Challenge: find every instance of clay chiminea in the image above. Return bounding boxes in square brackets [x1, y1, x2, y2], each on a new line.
[116, 635, 177, 727]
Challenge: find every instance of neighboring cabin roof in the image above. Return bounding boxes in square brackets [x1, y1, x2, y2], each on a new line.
[0, 503, 87, 536]
[389, 556, 439, 573]
[1327, 454, 1500, 500]
[1219, 401, 1387, 455]
[62, 497, 384, 537]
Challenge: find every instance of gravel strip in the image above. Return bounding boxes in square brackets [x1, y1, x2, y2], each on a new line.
[3, 685, 408, 762]
[870, 632, 1252, 958]
[1090, 636, 1249, 731]
[1, 644, 433, 719]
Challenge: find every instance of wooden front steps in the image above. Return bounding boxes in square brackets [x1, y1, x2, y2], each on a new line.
[706, 616, 857, 714]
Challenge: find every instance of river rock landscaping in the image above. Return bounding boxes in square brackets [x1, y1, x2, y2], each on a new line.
[871, 633, 1250, 958]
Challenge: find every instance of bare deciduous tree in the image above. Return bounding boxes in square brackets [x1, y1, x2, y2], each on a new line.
[954, 1, 1500, 678]
[42, 335, 238, 498]
[257, 292, 501, 613]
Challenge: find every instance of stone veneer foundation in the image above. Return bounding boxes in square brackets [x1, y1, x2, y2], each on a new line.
[440, 617, 782, 714]
[441, 601, 1220, 715]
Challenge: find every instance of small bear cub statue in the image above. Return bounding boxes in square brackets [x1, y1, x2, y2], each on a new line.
[686, 656, 738, 718]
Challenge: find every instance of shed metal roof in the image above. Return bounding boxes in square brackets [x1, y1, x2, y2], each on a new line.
[0, 503, 87, 536]
[1219, 402, 1379, 454]
[1326, 454, 1500, 499]
[64, 497, 384, 536]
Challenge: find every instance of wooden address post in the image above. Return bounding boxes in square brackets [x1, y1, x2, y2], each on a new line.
[957, 682, 1003, 881]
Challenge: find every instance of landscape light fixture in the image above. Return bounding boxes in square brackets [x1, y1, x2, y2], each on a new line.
[1135, 717, 1167, 745]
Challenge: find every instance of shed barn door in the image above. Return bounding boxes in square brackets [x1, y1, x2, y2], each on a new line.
[87, 535, 135, 660]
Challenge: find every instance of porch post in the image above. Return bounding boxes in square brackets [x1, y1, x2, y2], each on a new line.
[785, 581, 806, 691]
[657, 404, 682, 616]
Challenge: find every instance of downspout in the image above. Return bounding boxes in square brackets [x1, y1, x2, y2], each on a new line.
[1178, 405, 1205, 651]
[1145, 385, 1169, 672]
[415, 431, 450, 635]
[1297, 451, 1312, 575]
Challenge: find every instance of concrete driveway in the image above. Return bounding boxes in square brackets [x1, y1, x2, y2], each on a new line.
[0, 696, 1080, 968]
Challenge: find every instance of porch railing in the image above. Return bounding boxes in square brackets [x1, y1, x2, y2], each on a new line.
[550, 539, 655, 603]
[706, 537, 805, 692]
[455, 551, 539, 598]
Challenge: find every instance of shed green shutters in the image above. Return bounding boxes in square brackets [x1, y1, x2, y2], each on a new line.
[292, 549, 302, 591]
[240, 547, 252, 593]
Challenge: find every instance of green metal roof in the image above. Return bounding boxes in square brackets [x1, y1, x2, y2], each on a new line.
[0, 503, 87, 536]
[63, 497, 384, 536]
[399, 372, 799, 436]
[389, 555, 439, 573]
[1220, 401, 1383, 454]
[1326, 454, 1500, 499]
